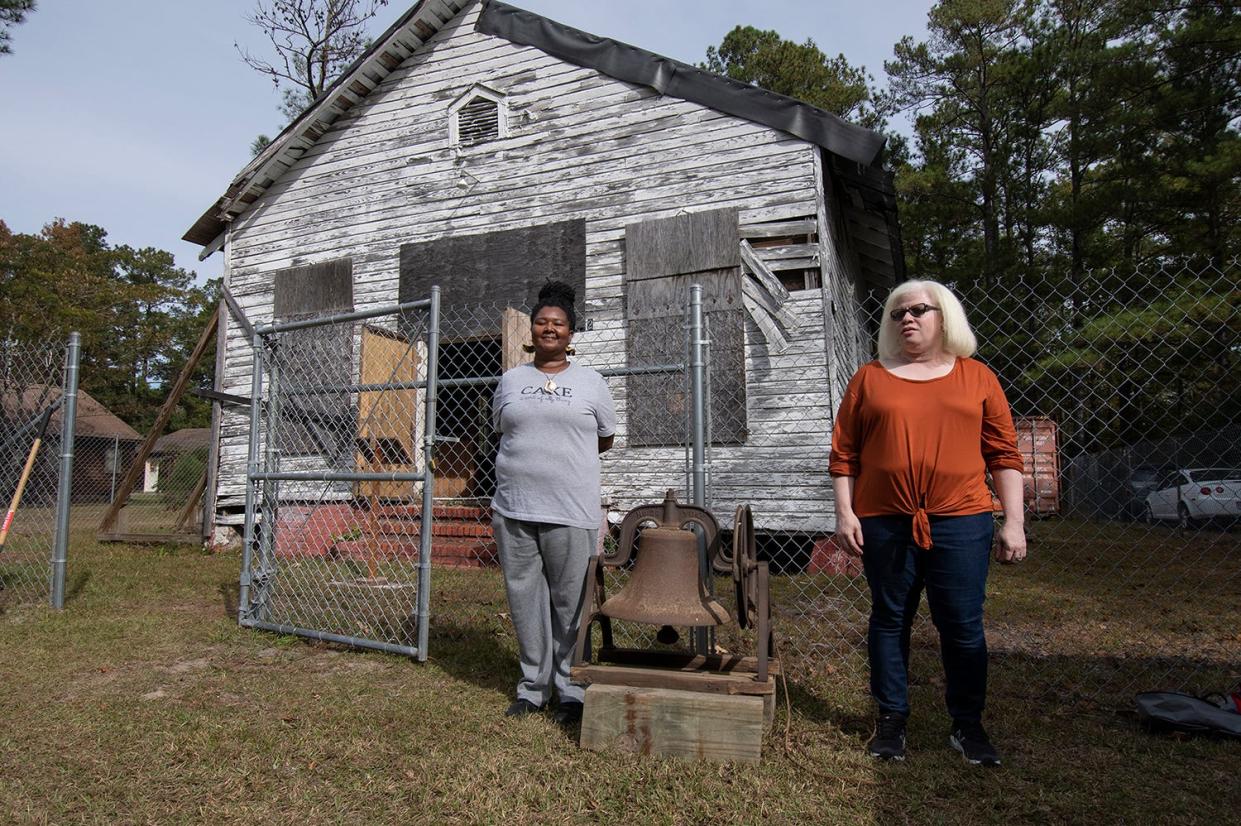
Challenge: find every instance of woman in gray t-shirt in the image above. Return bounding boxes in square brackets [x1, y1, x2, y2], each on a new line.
[491, 281, 616, 725]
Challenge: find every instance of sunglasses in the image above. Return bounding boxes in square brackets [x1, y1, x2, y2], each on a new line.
[889, 303, 940, 321]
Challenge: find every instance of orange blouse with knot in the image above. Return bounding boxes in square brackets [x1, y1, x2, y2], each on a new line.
[828, 357, 1024, 550]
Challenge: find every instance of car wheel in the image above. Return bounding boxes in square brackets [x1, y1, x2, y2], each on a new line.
[1177, 503, 1194, 530]
[1142, 503, 1155, 525]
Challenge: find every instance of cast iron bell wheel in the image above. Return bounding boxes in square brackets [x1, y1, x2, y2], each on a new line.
[712, 504, 760, 629]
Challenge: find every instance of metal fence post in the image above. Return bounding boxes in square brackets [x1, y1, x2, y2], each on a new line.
[416, 286, 441, 661]
[689, 286, 707, 506]
[50, 331, 80, 610]
[109, 433, 118, 503]
[238, 331, 265, 623]
[688, 286, 711, 653]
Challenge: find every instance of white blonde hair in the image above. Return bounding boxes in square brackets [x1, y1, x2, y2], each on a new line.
[877, 279, 977, 359]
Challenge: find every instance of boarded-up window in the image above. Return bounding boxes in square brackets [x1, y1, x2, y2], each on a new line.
[398, 220, 586, 338]
[272, 258, 354, 459]
[625, 209, 747, 446]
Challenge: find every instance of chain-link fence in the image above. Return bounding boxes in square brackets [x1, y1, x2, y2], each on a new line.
[971, 258, 1239, 699]
[238, 260, 1237, 702]
[0, 334, 79, 609]
[708, 257, 1238, 701]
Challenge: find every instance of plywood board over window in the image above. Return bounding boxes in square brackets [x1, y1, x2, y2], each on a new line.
[271, 258, 355, 461]
[399, 219, 586, 338]
[625, 209, 747, 446]
[398, 220, 587, 499]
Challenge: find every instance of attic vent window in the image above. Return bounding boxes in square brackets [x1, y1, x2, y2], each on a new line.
[458, 97, 499, 145]
[449, 85, 508, 149]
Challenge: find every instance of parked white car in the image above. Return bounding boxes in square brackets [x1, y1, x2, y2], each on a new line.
[1143, 468, 1241, 527]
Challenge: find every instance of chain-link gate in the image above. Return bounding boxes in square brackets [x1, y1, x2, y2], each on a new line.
[238, 286, 715, 660]
[238, 294, 441, 658]
[0, 333, 79, 610]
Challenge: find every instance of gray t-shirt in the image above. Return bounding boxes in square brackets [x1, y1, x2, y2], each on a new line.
[491, 362, 617, 529]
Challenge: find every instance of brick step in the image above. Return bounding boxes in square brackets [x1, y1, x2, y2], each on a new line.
[374, 504, 491, 522]
[374, 518, 493, 539]
[328, 538, 498, 567]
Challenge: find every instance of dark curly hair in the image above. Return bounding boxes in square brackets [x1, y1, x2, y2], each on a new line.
[530, 280, 577, 330]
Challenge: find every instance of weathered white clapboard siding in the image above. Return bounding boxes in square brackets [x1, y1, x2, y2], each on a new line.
[598, 293, 835, 531]
[233, 122, 810, 245]
[214, 1, 862, 536]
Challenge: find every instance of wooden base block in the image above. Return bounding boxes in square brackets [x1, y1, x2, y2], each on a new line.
[580, 684, 764, 763]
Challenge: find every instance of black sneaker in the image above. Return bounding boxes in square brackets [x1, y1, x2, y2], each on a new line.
[505, 699, 543, 718]
[949, 720, 1001, 767]
[867, 713, 907, 760]
[552, 700, 583, 726]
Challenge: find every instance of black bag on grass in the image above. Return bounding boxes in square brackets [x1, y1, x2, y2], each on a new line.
[1135, 691, 1241, 739]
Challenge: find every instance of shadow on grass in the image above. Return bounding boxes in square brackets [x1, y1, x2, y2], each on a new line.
[427, 616, 519, 696]
[64, 569, 91, 603]
[782, 678, 873, 736]
[218, 580, 239, 620]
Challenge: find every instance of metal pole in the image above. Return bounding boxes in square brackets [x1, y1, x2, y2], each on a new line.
[688, 286, 711, 653]
[689, 286, 707, 506]
[261, 339, 281, 590]
[415, 287, 441, 662]
[109, 433, 118, 503]
[50, 332, 80, 610]
[238, 332, 265, 623]
[256, 297, 432, 335]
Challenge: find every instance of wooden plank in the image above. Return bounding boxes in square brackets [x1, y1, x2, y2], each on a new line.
[98, 306, 220, 534]
[580, 684, 764, 763]
[355, 326, 419, 499]
[625, 208, 740, 281]
[173, 470, 209, 533]
[96, 533, 203, 545]
[739, 240, 792, 305]
[596, 647, 781, 676]
[740, 219, 817, 238]
[624, 270, 740, 320]
[501, 307, 533, 370]
[220, 285, 256, 341]
[741, 292, 790, 354]
[571, 662, 775, 696]
[752, 243, 820, 260]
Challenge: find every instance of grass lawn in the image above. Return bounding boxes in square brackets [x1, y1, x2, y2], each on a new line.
[1, 533, 1237, 825]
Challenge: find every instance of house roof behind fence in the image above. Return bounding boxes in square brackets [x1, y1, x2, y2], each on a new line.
[1, 385, 141, 441]
[152, 428, 212, 456]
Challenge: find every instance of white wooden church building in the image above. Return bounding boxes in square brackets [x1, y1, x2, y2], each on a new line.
[185, 0, 903, 543]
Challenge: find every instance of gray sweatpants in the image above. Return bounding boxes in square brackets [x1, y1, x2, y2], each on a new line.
[493, 513, 596, 706]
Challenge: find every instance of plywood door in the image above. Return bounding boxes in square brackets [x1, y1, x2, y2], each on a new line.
[502, 307, 533, 370]
[356, 326, 419, 500]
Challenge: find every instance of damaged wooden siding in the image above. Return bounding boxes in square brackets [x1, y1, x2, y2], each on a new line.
[213, 1, 859, 533]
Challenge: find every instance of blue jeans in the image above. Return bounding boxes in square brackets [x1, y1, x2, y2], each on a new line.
[861, 513, 994, 722]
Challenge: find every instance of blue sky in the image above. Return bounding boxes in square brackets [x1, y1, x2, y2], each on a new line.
[0, 1, 930, 283]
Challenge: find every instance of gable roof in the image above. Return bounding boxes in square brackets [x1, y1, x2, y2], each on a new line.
[475, 2, 885, 166]
[185, 0, 900, 282]
[152, 427, 212, 456]
[1, 385, 141, 441]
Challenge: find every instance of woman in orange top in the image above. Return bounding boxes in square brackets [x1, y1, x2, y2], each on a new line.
[829, 279, 1026, 767]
